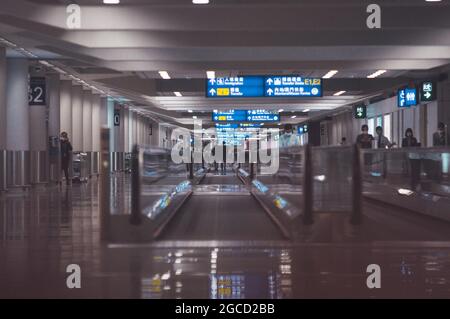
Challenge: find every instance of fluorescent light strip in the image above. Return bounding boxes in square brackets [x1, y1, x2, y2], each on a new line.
[322, 70, 338, 79]
[278, 109, 284, 113]
[291, 115, 297, 119]
[174, 92, 182, 97]
[206, 71, 216, 79]
[367, 70, 387, 79]
[159, 71, 171, 79]
[333, 91, 346, 96]
[302, 109, 310, 113]
[103, 0, 120, 4]
[193, 0, 209, 4]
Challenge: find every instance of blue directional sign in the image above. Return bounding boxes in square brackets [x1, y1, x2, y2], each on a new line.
[246, 110, 280, 122]
[212, 110, 247, 122]
[206, 76, 264, 98]
[298, 124, 309, 135]
[264, 76, 322, 97]
[398, 88, 417, 107]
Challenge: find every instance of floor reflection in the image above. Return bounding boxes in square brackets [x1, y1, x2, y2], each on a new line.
[0, 175, 450, 298]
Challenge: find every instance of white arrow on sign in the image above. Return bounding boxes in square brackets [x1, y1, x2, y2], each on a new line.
[424, 92, 431, 99]
[266, 78, 274, 85]
[267, 88, 274, 96]
[209, 79, 216, 85]
[209, 88, 216, 96]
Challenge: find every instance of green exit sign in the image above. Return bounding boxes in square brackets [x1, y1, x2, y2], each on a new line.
[420, 81, 436, 102]
[354, 105, 367, 119]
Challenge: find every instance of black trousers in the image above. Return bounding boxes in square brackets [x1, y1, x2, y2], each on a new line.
[62, 159, 70, 184]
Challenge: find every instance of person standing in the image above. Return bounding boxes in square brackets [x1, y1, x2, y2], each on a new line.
[279, 124, 300, 148]
[60, 132, 73, 185]
[375, 126, 395, 149]
[402, 128, 421, 190]
[356, 125, 374, 149]
[433, 122, 450, 147]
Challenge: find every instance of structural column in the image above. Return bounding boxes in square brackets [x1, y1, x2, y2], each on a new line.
[0, 47, 6, 150]
[71, 85, 83, 152]
[47, 73, 61, 182]
[5, 58, 29, 187]
[0, 47, 6, 190]
[82, 90, 93, 152]
[60, 80, 72, 138]
[92, 94, 101, 153]
[6, 59, 29, 151]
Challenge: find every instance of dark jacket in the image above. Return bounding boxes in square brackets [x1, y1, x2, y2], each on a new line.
[61, 140, 73, 162]
[356, 133, 374, 149]
[402, 137, 420, 148]
[433, 132, 450, 147]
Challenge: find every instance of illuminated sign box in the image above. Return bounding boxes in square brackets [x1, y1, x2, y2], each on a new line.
[213, 110, 280, 122]
[264, 76, 322, 97]
[398, 88, 417, 107]
[206, 77, 264, 98]
[420, 81, 436, 102]
[206, 75, 322, 98]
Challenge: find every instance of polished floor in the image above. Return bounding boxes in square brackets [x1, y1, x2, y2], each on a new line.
[1, 175, 450, 299]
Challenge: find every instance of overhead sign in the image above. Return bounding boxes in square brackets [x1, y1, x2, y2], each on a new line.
[212, 110, 279, 122]
[398, 88, 417, 107]
[354, 105, 367, 119]
[212, 110, 247, 122]
[206, 75, 323, 98]
[206, 76, 264, 98]
[420, 81, 436, 102]
[298, 124, 309, 135]
[246, 110, 279, 122]
[29, 77, 46, 105]
[265, 76, 322, 97]
[114, 110, 120, 126]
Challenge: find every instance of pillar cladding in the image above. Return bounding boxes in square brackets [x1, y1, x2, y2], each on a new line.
[71, 85, 83, 152]
[82, 90, 93, 152]
[91, 94, 101, 152]
[6, 59, 29, 151]
[123, 108, 129, 152]
[48, 74, 61, 140]
[60, 80, 72, 138]
[114, 104, 125, 152]
[0, 47, 6, 149]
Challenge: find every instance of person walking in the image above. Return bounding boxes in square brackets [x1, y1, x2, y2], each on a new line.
[60, 132, 73, 185]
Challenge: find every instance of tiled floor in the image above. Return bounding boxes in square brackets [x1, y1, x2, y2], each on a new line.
[1, 175, 450, 298]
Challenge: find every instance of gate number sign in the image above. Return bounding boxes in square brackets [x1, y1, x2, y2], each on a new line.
[29, 77, 46, 106]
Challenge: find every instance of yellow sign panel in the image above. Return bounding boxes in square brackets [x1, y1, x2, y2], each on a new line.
[217, 88, 230, 96]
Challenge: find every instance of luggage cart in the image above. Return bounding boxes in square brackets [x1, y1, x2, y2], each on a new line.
[124, 152, 132, 173]
[72, 152, 88, 183]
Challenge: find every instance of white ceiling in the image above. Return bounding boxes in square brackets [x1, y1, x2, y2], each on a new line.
[1, 0, 449, 127]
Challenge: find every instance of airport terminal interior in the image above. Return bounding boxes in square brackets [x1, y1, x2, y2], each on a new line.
[1, 0, 450, 299]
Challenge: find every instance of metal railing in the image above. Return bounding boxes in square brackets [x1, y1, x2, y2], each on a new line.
[361, 147, 450, 222]
[238, 144, 363, 230]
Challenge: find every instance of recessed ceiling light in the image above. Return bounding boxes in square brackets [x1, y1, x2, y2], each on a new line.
[193, 0, 209, 4]
[206, 71, 216, 79]
[291, 115, 297, 119]
[103, 0, 120, 4]
[303, 109, 310, 113]
[159, 71, 171, 79]
[278, 109, 284, 113]
[192, 116, 198, 119]
[174, 92, 182, 97]
[188, 110, 193, 113]
[322, 70, 338, 79]
[367, 70, 387, 79]
[333, 91, 346, 96]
